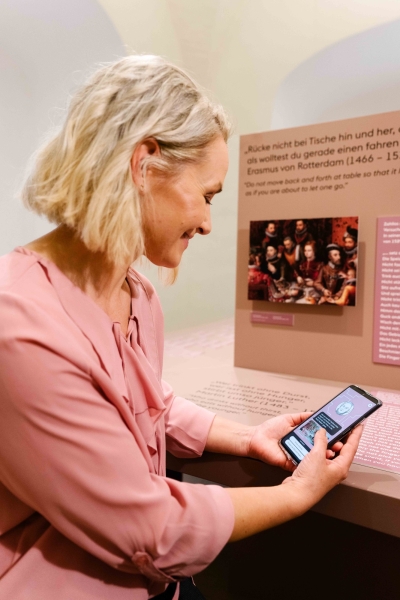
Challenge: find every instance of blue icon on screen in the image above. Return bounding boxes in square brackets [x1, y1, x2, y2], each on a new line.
[336, 401, 354, 416]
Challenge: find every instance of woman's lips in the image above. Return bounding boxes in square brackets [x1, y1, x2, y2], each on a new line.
[181, 232, 193, 249]
[181, 233, 190, 249]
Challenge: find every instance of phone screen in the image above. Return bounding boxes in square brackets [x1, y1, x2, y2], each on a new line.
[281, 386, 381, 463]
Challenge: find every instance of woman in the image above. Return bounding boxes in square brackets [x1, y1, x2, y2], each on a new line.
[296, 241, 323, 288]
[0, 56, 362, 600]
[295, 240, 323, 304]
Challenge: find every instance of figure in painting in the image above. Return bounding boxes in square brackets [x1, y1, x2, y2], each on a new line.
[261, 222, 279, 250]
[294, 219, 314, 262]
[314, 243, 346, 301]
[342, 226, 358, 270]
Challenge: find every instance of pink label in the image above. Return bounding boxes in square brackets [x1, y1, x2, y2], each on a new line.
[251, 311, 294, 326]
[373, 216, 400, 366]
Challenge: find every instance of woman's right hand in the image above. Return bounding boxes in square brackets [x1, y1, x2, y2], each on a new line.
[227, 424, 363, 542]
[283, 425, 363, 513]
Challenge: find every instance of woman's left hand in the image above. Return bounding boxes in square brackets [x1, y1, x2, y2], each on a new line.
[247, 412, 343, 472]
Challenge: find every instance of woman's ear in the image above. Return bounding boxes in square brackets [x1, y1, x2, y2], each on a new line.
[130, 138, 161, 189]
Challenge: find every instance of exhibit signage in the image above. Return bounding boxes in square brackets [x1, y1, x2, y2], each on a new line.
[236, 110, 400, 388]
[250, 311, 294, 326]
[373, 216, 400, 365]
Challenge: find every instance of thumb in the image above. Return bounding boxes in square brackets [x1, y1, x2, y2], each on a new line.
[312, 428, 327, 453]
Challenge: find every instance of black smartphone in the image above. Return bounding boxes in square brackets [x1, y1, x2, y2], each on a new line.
[279, 384, 382, 465]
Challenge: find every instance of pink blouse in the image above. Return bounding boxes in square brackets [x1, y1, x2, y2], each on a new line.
[0, 248, 234, 600]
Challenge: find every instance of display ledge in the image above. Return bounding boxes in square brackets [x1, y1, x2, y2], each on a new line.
[163, 319, 400, 539]
[167, 452, 400, 539]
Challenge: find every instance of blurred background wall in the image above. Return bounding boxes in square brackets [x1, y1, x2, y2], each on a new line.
[0, 0, 124, 256]
[2, 0, 400, 330]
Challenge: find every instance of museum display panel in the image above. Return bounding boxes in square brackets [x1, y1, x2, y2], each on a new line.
[236, 110, 400, 388]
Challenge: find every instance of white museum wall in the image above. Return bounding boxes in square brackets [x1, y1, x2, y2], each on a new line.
[0, 0, 125, 255]
[271, 19, 400, 129]
[3, 0, 400, 331]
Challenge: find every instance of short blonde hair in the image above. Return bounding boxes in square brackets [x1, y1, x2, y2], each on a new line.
[22, 55, 231, 264]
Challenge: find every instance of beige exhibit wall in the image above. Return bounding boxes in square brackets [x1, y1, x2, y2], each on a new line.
[235, 110, 400, 389]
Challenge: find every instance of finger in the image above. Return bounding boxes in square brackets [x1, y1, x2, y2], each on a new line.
[284, 460, 296, 473]
[336, 425, 363, 465]
[340, 432, 350, 444]
[310, 428, 328, 454]
[326, 449, 335, 459]
[282, 475, 293, 485]
[287, 412, 314, 427]
[330, 441, 343, 452]
[342, 423, 364, 450]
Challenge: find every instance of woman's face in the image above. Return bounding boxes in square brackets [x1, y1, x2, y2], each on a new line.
[304, 244, 315, 260]
[142, 136, 229, 268]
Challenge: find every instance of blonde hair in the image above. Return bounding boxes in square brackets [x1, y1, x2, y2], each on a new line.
[22, 55, 231, 265]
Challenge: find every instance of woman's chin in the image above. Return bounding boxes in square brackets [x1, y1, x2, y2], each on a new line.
[143, 242, 179, 265]
[164, 257, 182, 269]
[147, 254, 182, 269]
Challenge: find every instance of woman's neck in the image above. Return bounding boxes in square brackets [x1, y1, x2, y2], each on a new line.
[25, 225, 131, 321]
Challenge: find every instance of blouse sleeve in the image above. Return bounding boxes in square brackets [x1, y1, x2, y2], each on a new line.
[0, 293, 234, 582]
[162, 380, 217, 458]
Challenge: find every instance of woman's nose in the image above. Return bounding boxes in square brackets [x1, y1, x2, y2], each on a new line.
[196, 207, 212, 236]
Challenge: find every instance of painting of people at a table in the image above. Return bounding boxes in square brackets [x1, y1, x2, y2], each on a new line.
[248, 217, 359, 305]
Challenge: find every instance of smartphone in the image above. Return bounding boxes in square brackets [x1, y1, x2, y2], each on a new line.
[279, 385, 382, 465]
